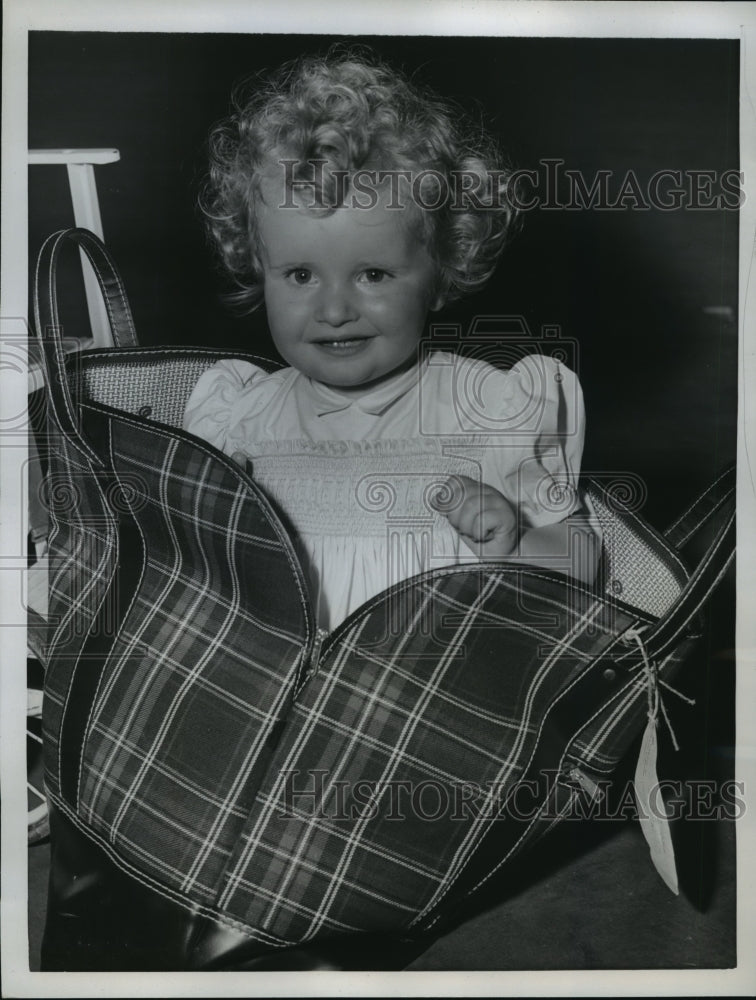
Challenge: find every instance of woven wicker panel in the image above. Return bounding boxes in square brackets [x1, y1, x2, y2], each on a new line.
[588, 487, 687, 618]
[74, 354, 222, 429]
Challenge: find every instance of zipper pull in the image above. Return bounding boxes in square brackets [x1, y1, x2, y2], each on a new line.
[309, 627, 328, 672]
[567, 766, 604, 802]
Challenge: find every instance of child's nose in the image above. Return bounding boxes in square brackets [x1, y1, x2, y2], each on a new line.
[315, 281, 358, 327]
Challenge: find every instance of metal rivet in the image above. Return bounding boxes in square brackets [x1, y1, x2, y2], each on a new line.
[138, 404, 153, 417]
[603, 667, 617, 682]
[610, 579, 623, 595]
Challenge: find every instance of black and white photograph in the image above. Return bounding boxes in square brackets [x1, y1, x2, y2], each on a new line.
[2, 1, 755, 995]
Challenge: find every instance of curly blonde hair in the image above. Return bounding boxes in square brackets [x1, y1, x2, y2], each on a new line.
[202, 47, 520, 311]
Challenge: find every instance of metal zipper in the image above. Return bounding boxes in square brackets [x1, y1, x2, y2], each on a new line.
[566, 766, 604, 802]
[310, 626, 328, 670]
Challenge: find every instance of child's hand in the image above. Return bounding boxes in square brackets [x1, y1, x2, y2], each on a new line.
[432, 474, 518, 558]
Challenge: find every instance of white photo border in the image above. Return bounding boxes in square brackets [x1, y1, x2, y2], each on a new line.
[2, 1, 755, 996]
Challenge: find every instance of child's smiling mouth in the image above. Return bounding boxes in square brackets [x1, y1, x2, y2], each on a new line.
[312, 336, 374, 354]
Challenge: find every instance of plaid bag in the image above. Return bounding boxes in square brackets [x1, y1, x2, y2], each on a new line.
[34, 229, 736, 970]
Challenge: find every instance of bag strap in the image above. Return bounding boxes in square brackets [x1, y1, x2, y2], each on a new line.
[663, 465, 736, 549]
[34, 228, 139, 466]
[639, 465, 736, 661]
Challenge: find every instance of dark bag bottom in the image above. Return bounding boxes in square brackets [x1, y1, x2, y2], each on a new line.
[41, 804, 427, 971]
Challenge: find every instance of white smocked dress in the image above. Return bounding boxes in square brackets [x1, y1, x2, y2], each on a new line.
[184, 352, 587, 631]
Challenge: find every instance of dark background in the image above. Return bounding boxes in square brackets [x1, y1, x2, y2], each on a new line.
[25, 32, 739, 970]
[28, 32, 739, 528]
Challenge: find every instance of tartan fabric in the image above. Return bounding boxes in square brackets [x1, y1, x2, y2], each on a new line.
[41, 344, 703, 949]
[73, 412, 311, 904]
[567, 484, 693, 773]
[215, 567, 636, 943]
[41, 426, 118, 802]
[565, 635, 700, 773]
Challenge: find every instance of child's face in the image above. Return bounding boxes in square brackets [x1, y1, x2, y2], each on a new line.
[256, 183, 442, 391]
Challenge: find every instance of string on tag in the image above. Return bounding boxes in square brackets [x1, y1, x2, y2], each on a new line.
[659, 676, 696, 706]
[622, 626, 681, 894]
[623, 628, 683, 750]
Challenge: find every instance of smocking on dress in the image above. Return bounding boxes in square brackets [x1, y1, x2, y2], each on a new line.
[184, 351, 586, 630]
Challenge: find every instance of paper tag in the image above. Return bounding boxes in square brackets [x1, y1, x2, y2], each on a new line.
[634, 717, 679, 895]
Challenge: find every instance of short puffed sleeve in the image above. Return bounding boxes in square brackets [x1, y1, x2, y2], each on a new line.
[182, 358, 280, 455]
[476, 354, 587, 530]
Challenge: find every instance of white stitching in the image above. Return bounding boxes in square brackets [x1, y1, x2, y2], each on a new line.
[85, 398, 313, 653]
[50, 449, 118, 805]
[77, 418, 150, 803]
[648, 513, 735, 659]
[413, 598, 619, 924]
[663, 467, 734, 546]
[83, 246, 136, 346]
[423, 626, 635, 924]
[48, 794, 295, 947]
[35, 231, 102, 468]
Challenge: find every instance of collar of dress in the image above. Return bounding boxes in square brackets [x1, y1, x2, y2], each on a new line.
[305, 356, 430, 417]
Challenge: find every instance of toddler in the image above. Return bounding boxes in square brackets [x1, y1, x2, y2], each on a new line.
[184, 49, 599, 631]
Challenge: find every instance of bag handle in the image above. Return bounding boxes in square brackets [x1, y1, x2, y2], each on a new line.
[663, 464, 736, 549]
[34, 228, 139, 466]
[639, 465, 735, 661]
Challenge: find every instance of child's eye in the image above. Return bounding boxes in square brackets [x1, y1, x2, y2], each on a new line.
[360, 268, 388, 284]
[285, 268, 313, 285]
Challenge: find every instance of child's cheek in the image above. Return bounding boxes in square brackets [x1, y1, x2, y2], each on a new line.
[267, 282, 302, 317]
